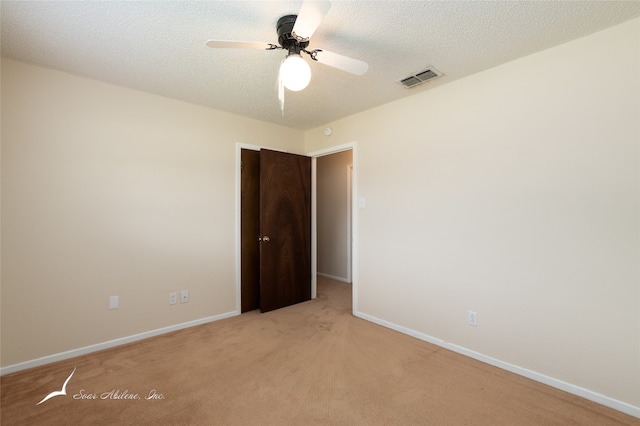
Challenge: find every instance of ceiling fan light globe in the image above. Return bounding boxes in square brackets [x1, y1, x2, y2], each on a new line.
[280, 54, 311, 91]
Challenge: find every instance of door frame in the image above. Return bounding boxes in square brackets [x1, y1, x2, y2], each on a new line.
[235, 141, 358, 314]
[347, 163, 353, 284]
[308, 142, 357, 313]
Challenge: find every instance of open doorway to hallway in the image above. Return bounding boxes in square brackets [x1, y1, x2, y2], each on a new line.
[316, 150, 353, 284]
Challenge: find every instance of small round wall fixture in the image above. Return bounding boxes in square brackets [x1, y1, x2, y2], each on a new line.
[324, 127, 333, 136]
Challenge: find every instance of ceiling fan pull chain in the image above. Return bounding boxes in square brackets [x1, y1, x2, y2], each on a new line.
[277, 61, 286, 116]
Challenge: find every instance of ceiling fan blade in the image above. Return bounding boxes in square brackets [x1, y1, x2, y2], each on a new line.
[292, 0, 331, 39]
[206, 40, 275, 50]
[314, 50, 369, 75]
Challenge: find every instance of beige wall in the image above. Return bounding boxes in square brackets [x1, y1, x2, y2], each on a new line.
[317, 150, 352, 281]
[1, 59, 304, 366]
[306, 19, 639, 407]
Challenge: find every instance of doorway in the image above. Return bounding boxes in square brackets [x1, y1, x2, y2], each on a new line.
[236, 142, 357, 314]
[315, 150, 352, 283]
[310, 143, 357, 313]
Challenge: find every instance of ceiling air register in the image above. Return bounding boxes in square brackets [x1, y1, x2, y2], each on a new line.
[398, 67, 443, 88]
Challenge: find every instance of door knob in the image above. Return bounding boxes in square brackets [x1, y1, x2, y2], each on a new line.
[262, 236, 270, 242]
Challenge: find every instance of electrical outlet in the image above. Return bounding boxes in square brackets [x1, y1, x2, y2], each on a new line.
[180, 290, 189, 304]
[169, 292, 177, 305]
[468, 310, 478, 326]
[109, 296, 119, 310]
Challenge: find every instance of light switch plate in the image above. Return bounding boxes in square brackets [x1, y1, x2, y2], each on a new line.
[109, 296, 119, 310]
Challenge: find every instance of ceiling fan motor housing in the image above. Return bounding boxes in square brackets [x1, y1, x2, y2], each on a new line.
[277, 15, 309, 54]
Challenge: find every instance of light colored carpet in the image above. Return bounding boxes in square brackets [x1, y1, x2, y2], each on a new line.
[1, 277, 637, 425]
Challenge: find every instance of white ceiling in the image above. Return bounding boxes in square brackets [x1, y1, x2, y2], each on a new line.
[2, 1, 639, 130]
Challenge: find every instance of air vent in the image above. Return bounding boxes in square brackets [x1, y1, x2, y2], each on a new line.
[398, 67, 442, 88]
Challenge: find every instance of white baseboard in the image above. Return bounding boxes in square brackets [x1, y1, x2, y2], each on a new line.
[317, 272, 351, 283]
[0, 311, 238, 376]
[353, 310, 640, 419]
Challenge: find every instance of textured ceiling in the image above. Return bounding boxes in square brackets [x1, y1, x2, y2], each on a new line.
[2, 1, 639, 130]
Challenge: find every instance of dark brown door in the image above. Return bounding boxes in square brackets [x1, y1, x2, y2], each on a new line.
[240, 149, 260, 312]
[259, 149, 311, 312]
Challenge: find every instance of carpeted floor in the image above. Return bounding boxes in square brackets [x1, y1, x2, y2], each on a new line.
[1, 277, 637, 425]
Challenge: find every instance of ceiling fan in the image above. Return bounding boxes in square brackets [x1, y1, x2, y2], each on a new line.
[205, 0, 368, 97]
